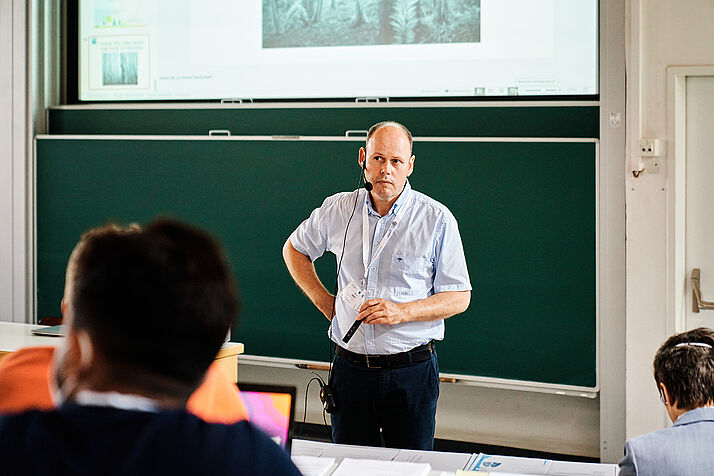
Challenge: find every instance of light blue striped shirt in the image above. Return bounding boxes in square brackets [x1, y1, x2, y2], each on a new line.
[290, 182, 471, 355]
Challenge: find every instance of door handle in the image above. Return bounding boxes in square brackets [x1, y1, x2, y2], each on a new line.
[691, 268, 714, 313]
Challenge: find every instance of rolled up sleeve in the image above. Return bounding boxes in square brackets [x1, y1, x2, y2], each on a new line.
[289, 199, 330, 262]
[433, 212, 472, 293]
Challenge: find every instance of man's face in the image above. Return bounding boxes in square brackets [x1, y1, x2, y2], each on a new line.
[360, 125, 414, 206]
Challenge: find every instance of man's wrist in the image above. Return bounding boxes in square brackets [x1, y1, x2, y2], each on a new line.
[398, 301, 412, 323]
[314, 294, 335, 319]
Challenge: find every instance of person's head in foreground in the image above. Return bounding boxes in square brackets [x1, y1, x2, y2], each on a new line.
[618, 327, 714, 476]
[54, 219, 237, 406]
[0, 218, 301, 476]
[653, 326, 714, 422]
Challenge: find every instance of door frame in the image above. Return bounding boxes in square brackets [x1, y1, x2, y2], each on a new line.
[667, 66, 714, 333]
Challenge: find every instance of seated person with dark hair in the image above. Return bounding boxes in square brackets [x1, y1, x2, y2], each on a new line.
[619, 327, 714, 476]
[0, 219, 301, 476]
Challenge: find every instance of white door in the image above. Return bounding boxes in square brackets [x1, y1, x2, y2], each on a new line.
[686, 76, 714, 329]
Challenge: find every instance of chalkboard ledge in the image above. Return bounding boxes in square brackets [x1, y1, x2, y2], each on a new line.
[237, 355, 598, 398]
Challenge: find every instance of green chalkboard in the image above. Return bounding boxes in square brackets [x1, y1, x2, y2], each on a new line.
[48, 105, 599, 138]
[35, 136, 596, 387]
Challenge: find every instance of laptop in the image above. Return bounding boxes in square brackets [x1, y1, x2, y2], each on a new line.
[30, 325, 65, 337]
[238, 382, 296, 451]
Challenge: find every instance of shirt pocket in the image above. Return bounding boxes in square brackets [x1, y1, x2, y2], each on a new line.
[389, 254, 433, 292]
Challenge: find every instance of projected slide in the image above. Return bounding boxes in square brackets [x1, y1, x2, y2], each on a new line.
[86, 36, 149, 90]
[262, 0, 481, 48]
[78, 0, 597, 101]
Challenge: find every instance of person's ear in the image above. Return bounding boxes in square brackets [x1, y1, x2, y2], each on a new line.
[358, 147, 366, 168]
[59, 329, 95, 379]
[76, 330, 94, 373]
[51, 329, 93, 404]
[660, 382, 672, 406]
[61, 298, 67, 318]
[659, 382, 683, 423]
[407, 155, 415, 177]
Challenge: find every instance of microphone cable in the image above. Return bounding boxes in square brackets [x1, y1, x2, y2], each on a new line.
[328, 160, 370, 379]
[295, 373, 334, 443]
[302, 161, 369, 442]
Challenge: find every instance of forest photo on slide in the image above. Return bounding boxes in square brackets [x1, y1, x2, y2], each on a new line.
[263, 0, 480, 48]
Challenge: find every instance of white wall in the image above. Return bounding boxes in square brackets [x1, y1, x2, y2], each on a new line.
[0, 0, 28, 323]
[598, 0, 626, 463]
[625, 0, 714, 439]
[0, 0, 59, 324]
[0, 0, 13, 321]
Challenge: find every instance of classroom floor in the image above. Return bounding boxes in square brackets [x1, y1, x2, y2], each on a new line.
[297, 423, 600, 463]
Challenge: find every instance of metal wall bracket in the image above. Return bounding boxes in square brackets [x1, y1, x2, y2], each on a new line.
[691, 268, 714, 313]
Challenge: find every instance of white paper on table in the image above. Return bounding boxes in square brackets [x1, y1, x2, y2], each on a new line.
[291, 439, 400, 461]
[547, 460, 618, 476]
[466, 454, 550, 474]
[291, 439, 331, 457]
[291, 455, 336, 476]
[393, 448, 473, 472]
[332, 457, 431, 476]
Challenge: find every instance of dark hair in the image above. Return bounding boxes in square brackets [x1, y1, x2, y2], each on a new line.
[366, 121, 413, 151]
[68, 218, 239, 394]
[653, 327, 714, 410]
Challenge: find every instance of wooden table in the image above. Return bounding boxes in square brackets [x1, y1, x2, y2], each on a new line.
[0, 322, 244, 382]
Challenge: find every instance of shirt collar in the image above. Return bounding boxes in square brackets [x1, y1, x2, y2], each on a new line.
[73, 390, 160, 412]
[673, 406, 714, 426]
[365, 180, 412, 218]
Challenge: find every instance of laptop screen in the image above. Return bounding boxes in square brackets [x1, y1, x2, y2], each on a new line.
[238, 383, 296, 451]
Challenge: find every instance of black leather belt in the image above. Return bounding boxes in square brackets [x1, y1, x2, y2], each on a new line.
[335, 341, 434, 369]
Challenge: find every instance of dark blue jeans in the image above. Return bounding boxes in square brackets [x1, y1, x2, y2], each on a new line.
[328, 349, 439, 450]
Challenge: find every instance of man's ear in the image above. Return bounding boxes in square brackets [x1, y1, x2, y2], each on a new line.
[61, 298, 67, 318]
[407, 154, 415, 177]
[76, 330, 95, 373]
[52, 330, 84, 399]
[358, 147, 366, 168]
[60, 329, 95, 376]
[660, 382, 673, 406]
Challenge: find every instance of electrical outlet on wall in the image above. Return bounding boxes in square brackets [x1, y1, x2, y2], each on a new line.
[639, 138, 666, 157]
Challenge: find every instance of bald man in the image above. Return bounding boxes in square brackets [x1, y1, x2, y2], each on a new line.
[284, 121, 471, 449]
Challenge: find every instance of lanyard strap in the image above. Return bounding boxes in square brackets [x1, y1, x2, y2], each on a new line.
[361, 190, 409, 283]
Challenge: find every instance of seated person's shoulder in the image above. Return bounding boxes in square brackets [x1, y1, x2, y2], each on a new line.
[176, 416, 302, 476]
[0, 410, 302, 476]
[0, 347, 55, 413]
[620, 410, 714, 476]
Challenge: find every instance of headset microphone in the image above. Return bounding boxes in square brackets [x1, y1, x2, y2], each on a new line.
[362, 160, 373, 191]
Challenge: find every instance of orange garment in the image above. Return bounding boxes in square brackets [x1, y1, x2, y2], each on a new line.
[0, 347, 55, 414]
[0, 347, 248, 424]
[186, 363, 249, 424]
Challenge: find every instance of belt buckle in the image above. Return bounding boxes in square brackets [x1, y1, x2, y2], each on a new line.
[365, 354, 381, 369]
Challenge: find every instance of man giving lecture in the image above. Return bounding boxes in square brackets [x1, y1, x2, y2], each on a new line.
[284, 121, 471, 450]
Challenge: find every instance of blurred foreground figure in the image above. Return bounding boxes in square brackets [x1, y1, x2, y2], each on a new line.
[0, 219, 300, 476]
